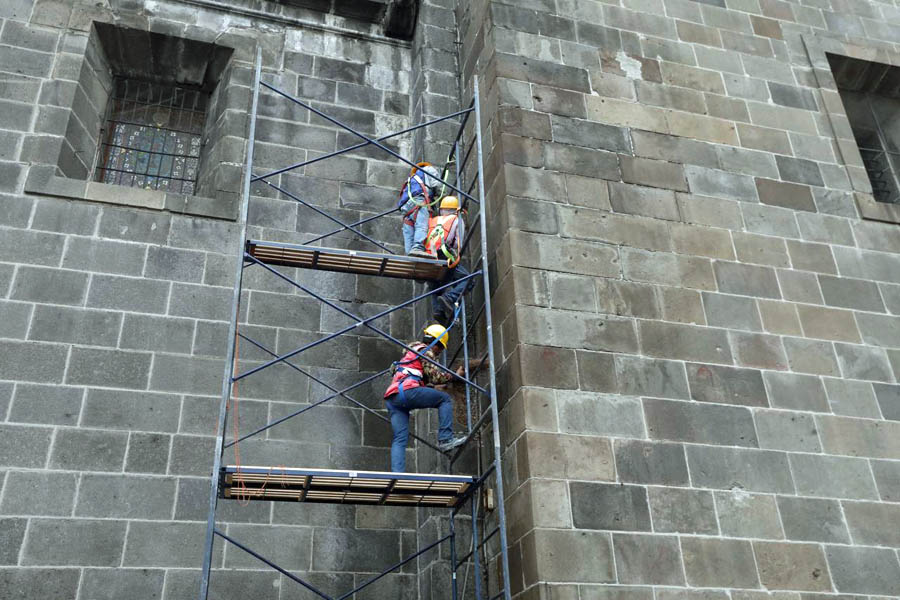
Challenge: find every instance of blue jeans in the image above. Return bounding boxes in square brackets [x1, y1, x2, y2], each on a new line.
[385, 385, 454, 472]
[401, 195, 430, 253]
[430, 264, 473, 319]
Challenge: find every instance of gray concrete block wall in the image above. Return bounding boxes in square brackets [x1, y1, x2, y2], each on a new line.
[0, 0, 442, 598]
[457, 0, 900, 598]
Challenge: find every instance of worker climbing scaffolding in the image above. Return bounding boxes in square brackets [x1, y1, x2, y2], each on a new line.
[198, 49, 512, 600]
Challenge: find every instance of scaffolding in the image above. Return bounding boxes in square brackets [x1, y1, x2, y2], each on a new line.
[198, 50, 513, 600]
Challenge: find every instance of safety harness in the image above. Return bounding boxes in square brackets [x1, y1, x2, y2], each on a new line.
[424, 213, 462, 267]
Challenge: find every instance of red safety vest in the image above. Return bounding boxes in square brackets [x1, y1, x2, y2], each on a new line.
[424, 214, 459, 261]
[384, 343, 427, 398]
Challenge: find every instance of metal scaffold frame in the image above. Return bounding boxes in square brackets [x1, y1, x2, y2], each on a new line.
[198, 49, 512, 600]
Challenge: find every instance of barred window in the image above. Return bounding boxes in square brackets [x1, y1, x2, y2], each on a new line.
[842, 91, 900, 204]
[94, 78, 207, 195]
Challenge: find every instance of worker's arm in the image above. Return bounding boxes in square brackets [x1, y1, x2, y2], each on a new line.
[423, 355, 453, 385]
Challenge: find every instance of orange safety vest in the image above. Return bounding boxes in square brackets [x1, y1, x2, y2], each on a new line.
[424, 214, 460, 262]
[384, 343, 427, 398]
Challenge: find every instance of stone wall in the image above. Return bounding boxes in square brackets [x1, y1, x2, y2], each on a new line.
[0, 0, 433, 598]
[457, 0, 900, 598]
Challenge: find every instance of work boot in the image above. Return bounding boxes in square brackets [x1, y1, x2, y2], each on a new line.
[433, 309, 450, 328]
[437, 435, 467, 452]
[408, 244, 432, 258]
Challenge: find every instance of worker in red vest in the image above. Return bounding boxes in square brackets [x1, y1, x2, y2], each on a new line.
[424, 196, 473, 326]
[383, 323, 467, 472]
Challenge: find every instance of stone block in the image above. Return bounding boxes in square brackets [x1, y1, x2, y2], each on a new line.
[532, 84, 587, 119]
[560, 207, 671, 252]
[644, 398, 758, 446]
[609, 182, 679, 221]
[550, 114, 631, 152]
[518, 431, 614, 481]
[0, 339, 68, 384]
[620, 156, 688, 191]
[0, 228, 65, 266]
[789, 454, 878, 500]
[797, 306, 860, 343]
[818, 275, 885, 312]
[671, 223, 735, 260]
[872, 460, 900, 501]
[873, 383, 900, 420]
[517, 306, 639, 353]
[687, 363, 768, 407]
[685, 166, 757, 201]
[8, 383, 82, 425]
[0, 423, 52, 468]
[686, 446, 794, 493]
[124, 521, 221, 568]
[566, 174, 612, 210]
[775, 155, 824, 187]
[613, 534, 685, 585]
[557, 391, 645, 437]
[121, 313, 196, 354]
[169, 283, 234, 322]
[312, 527, 399, 572]
[714, 262, 781, 299]
[87, 274, 170, 313]
[66, 347, 152, 390]
[796, 212, 854, 246]
[787, 241, 837, 275]
[856, 313, 900, 349]
[754, 409, 820, 453]
[764, 372, 828, 412]
[737, 123, 792, 154]
[667, 112, 739, 145]
[11, 266, 88, 305]
[521, 529, 615, 585]
[753, 542, 832, 591]
[0, 518, 26, 565]
[62, 237, 146, 276]
[597, 279, 660, 318]
[623, 247, 716, 290]
[80, 389, 181, 433]
[630, 131, 718, 169]
[126, 432, 170, 474]
[659, 286, 706, 324]
[755, 178, 816, 212]
[150, 353, 226, 396]
[825, 378, 880, 418]
[834, 343, 893, 382]
[570, 482, 650, 532]
[614, 439, 689, 485]
[0, 471, 77, 516]
[825, 545, 900, 596]
[28, 305, 121, 347]
[23, 519, 126, 566]
[0, 567, 81, 599]
[733, 233, 789, 267]
[783, 337, 840, 375]
[79, 569, 166, 600]
[507, 479, 572, 543]
[50, 428, 127, 472]
[731, 331, 787, 369]
[715, 491, 783, 539]
[649, 487, 718, 534]
[818, 414, 900, 459]
[842, 501, 900, 547]
[575, 350, 616, 392]
[681, 537, 760, 588]
[702, 292, 761, 331]
[639, 321, 733, 364]
[509, 230, 619, 278]
[76, 474, 176, 520]
[496, 54, 591, 94]
[758, 301, 802, 336]
[615, 355, 688, 399]
[504, 164, 566, 202]
[144, 246, 206, 283]
[777, 496, 849, 543]
[743, 204, 800, 238]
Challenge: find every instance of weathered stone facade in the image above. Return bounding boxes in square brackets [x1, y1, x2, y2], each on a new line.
[457, 0, 900, 598]
[1, 0, 900, 599]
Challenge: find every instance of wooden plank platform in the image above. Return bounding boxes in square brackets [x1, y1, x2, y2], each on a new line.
[221, 466, 474, 507]
[246, 240, 447, 281]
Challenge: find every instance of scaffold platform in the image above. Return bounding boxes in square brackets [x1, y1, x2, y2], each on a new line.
[221, 466, 474, 507]
[246, 240, 448, 280]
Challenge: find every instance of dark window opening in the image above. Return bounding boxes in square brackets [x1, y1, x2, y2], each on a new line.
[94, 78, 208, 195]
[829, 53, 900, 204]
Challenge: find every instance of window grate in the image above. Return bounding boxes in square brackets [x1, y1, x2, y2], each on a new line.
[94, 78, 207, 196]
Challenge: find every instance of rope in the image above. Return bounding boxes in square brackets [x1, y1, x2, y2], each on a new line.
[230, 333, 252, 506]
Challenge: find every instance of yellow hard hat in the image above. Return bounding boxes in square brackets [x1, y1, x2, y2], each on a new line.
[440, 196, 460, 210]
[423, 323, 449, 348]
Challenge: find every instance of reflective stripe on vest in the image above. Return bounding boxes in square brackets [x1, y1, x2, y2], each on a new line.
[424, 214, 458, 260]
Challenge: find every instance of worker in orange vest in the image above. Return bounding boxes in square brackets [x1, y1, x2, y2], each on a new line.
[424, 196, 473, 326]
[383, 324, 467, 472]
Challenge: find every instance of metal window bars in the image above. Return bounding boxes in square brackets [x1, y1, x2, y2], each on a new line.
[199, 49, 512, 600]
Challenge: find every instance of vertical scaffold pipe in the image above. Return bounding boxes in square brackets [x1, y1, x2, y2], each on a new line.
[198, 46, 262, 600]
[473, 78, 513, 600]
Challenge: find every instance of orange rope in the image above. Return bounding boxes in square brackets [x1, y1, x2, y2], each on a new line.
[230, 332, 252, 506]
